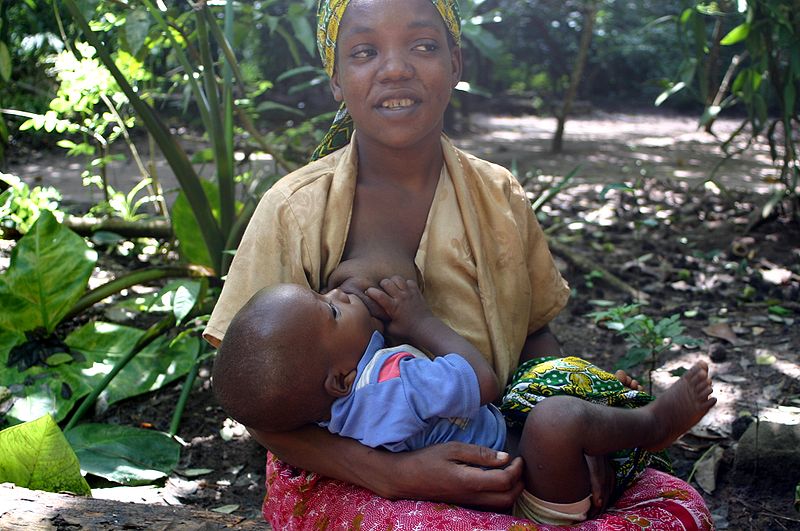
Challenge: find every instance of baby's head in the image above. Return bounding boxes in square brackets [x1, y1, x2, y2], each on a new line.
[212, 283, 376, 433]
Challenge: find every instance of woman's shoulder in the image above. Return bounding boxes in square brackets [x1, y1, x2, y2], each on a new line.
[268, 149, 345, 199]
[451, 143, 525, 196]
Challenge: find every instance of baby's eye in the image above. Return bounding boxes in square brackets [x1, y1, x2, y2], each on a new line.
[328, 302, 341, 320]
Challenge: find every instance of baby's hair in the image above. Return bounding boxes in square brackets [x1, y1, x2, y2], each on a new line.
[212, 285, 331, 433]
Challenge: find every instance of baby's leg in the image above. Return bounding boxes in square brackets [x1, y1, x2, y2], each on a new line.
[520, 361, 716, 505]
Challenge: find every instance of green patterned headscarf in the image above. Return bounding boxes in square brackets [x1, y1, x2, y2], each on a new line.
[312, 0, 461, 160]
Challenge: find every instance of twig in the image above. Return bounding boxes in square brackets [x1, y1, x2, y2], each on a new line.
[731, 497, 800, 525]
[548, 238, 649, 302]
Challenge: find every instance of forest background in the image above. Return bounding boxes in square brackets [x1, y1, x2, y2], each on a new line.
[0, 0, 798, 529]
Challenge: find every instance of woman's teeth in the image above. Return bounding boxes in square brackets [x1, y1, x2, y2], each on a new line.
[381, 99, 414, 109]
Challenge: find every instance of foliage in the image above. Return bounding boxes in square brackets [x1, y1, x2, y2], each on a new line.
[484, 0, 688, 106]
[0, 172, 62, 234]
[589, 303, 699, 389]
[0, 415, 91, 495]
[660, 0, 800, 217]
[0, 214, 207, 427]
[0, 211, 96, 336]
[65, 423, 180, 485]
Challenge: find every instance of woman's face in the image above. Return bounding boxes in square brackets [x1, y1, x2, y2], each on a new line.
[330, 0, 462, 151]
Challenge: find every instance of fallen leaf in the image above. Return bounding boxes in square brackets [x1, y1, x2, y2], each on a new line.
[755, 349, 777, 365]
[702, 323, 739, 345]
[211, 504, 239, 514]
[761, 267, 792, 285]
[176, 468, 213, 477]
[716, 373, 747, 383]
[751, 327, 765, 336]
[693, 444, 724, 494]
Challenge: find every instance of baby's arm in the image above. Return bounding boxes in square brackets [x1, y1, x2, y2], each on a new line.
[367, 276, 499, 405]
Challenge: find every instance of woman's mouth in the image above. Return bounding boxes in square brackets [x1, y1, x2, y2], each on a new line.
[380, 98, 416, 109]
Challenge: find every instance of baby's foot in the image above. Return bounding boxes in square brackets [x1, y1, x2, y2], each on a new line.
[615, 370, 644, 391]
[643, 362, 716, 452]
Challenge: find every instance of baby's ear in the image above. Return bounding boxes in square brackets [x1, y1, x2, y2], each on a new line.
[325, 368, 357, 398]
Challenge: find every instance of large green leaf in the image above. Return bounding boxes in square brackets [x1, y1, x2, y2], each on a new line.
[0, 415, 91, 495]
[171, 180, 221, 268]
[3, 323, 198, 424]
[4, 365, 91, 425]
[0, 211, 97, 334]
[66, 423, 179, 485]
[66, 321, 199, 406]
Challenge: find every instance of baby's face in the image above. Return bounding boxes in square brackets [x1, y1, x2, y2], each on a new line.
[313, 288, 377, 367]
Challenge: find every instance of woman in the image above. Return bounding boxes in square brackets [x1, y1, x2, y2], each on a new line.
[204, 0, 713, 528]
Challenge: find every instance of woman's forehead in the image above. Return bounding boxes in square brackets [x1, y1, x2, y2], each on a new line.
[339, 0, 447, 37]
[316, 0, 460, 76]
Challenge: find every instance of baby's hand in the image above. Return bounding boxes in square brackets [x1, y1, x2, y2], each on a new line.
[366, 276, 434, 343]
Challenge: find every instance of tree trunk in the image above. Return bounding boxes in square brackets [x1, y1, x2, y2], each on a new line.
[0, 483, 271, 530]
[552, 0, 598, 154]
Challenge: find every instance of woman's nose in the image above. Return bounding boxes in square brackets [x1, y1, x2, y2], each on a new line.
[378, 51, 413, 81]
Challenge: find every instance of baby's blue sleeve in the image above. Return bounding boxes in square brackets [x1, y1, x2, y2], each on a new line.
[328, 353, 481, 450]
[399, 353, 481, 421]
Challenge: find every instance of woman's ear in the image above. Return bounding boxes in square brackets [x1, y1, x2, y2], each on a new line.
[330, 68, 344, 103]
[450, 45, 463, 88]
[324, 368, 357, 397]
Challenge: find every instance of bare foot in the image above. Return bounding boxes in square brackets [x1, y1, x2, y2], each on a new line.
[643, 362, 717, 451]
[615, 369, 644, 392]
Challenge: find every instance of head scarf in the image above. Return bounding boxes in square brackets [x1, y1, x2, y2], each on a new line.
[312, 0, 461, 160]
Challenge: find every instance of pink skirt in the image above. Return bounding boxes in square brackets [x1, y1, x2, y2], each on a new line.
[262, 453, 713, 530]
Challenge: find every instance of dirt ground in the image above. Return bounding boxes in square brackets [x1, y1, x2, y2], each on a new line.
[6, 111, 800, 529]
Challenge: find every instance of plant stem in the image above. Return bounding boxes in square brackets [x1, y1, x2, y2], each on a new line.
[169, 343, 202, 437]
[64, 265, 211, 322]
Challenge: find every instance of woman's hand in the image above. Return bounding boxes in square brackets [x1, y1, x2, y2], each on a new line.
[251, 425, 524, 511]
[378, 442, 525, 509]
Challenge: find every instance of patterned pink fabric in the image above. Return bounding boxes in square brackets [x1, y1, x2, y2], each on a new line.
[262, 453, 713, 530]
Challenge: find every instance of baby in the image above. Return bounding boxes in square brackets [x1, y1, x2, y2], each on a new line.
[212, 276, 715, 525]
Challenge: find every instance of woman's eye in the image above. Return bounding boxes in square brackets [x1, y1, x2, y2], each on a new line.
[413, 42, 438, 52]
[352, 48, 376, 59]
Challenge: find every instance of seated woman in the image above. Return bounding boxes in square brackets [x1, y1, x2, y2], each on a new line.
[204, 0, 714, 528]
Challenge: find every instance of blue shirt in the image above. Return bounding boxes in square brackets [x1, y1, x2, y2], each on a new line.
[323, 332, 506, 452]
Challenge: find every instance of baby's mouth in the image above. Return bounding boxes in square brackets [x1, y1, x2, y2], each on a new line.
[380, 98, 416, 109]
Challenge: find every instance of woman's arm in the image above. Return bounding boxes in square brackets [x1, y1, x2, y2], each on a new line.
[519, 325, 563, 365]
[249, 424, 524, 509]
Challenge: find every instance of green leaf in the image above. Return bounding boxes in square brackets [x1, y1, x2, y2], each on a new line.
[0, 415, 91, 495]
[617, 346, 650, 370]
[720, 23, 750, 46]
[5, 365, 92, 424]
[65, 423, 179, 485]
[125, 9, 151, 55]
[66, 321, 198, 407]
[769, 305, 792, 316]
[286, 10, 316, 58]
[0, 41, 11, 82]
[45, 353, 74, 366]
[0, 211, 97, 334]
[171, 180, 220, 268]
